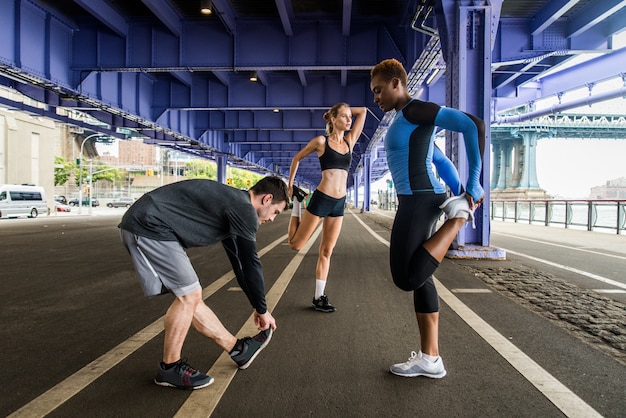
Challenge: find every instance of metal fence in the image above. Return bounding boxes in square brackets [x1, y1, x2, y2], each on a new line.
[490, 199, 626, 234]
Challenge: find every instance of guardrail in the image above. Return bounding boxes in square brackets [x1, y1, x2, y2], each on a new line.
[490, 199, 626, 234]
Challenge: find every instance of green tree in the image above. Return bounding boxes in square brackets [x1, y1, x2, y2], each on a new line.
[91, 164, 120, 183]
[54, 156, 73, 186]
[228, 167, 263, 189]
[186, 160, 217, 179]
[171, 158, 263, 188]
[74, 160, 120, 186]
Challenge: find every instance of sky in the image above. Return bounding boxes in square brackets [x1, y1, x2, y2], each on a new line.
[536, 139, 626, 198]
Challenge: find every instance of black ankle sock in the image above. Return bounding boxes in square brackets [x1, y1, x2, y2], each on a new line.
[229, 340, 243, 356]
[161, 360, 179, 369]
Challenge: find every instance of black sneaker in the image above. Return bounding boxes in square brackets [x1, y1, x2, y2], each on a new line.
[292, 185, 307, 202]
[230, 328, 273, 370]
[154, 359, 214, 390]
[312, 295, 336, 312]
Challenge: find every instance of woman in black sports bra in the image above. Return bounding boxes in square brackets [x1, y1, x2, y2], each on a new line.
[287, 102, 367, 312]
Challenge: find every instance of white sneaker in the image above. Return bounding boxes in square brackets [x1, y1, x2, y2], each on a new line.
[439, 193, 474, 223]
[390, 351, 447, 378]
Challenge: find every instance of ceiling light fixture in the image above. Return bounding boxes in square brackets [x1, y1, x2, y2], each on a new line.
[249, 71, 258, 82]
[200, 0, 213, 15]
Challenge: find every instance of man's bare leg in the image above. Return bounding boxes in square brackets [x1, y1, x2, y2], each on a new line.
[191, 303, 238, 352]
[162, 290, 201, 363]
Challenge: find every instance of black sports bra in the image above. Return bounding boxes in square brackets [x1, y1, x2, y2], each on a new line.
[319, 137, 352, 171]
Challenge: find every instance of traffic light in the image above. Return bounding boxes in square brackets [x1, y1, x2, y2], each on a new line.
[227, 178, 232, 185]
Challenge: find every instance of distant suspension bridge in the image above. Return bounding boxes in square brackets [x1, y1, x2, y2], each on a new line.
[490, 113, 626, 198]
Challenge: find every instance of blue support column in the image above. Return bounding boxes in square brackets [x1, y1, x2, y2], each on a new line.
[444, 4, 492, 247]
[216, 154, 227, 184]
[353, 172, 360, 210]
[441, 2, 504, 259]
[361, 154, 372, 213]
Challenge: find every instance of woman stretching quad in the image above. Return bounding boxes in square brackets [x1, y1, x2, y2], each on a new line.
[370, 58, 485, 378]
[288, 103, 367, 312]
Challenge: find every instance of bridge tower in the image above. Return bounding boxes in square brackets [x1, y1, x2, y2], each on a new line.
[491, 128, 551, 199]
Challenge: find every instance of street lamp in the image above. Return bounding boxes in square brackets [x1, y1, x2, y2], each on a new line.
[78, 133, 108, 214]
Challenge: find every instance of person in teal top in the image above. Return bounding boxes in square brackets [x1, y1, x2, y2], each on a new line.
[370, 58, 485, 379]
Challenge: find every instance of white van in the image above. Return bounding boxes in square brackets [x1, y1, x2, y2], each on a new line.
[0, 184, 48, 218]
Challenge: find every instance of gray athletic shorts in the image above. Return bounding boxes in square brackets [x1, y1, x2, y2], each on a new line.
[120, 229, 202, 297]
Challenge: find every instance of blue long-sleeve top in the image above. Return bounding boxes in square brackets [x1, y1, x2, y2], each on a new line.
[384, 99, 484, 201]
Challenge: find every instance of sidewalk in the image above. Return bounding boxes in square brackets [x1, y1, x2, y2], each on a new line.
[491, 219, 626, 254]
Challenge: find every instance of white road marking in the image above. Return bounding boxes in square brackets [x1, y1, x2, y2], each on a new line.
[451, 288, 493, 293]
[8, 234, 290, 418]
[350, 211, 602, 418]
[593, 289, 626, 293]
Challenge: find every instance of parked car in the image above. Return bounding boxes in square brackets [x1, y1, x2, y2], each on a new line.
[0, 184, 48, 218]
[68, 197, 99, 207]
[55, 202, 71, 212]
[54, 195, 67, 204]
[107, 197, 135, 208]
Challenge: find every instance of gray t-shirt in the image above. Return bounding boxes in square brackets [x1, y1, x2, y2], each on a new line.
[119, 179, 258, 248]
[119, 179, 268, 313]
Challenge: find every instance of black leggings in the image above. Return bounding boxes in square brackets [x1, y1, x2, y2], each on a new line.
[390, 193, 447, 313]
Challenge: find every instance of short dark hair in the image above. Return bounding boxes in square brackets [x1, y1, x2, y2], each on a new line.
[250, 176, 289, 205]
[371, 58, 408, 87]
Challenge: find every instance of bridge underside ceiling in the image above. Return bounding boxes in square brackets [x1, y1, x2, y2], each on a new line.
[0, 0, 625, 189]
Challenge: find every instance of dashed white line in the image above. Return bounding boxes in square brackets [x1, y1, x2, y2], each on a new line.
[451, 288, 493, 293]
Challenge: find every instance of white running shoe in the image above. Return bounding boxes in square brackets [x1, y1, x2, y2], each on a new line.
[390, 351, 447, 378]
[439, 193, 474, 223]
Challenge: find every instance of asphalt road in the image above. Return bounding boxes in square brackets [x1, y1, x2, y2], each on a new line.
[1, 208, 624, 417]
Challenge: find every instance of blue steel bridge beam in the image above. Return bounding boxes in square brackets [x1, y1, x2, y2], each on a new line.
[441, 3, 495, 249]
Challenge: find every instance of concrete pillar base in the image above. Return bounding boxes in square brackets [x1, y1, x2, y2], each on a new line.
[445, 244, 507, 260]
